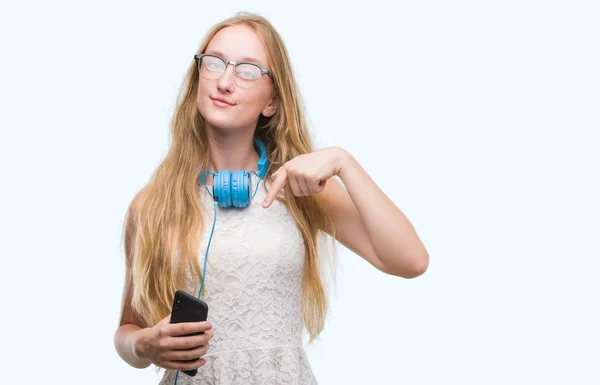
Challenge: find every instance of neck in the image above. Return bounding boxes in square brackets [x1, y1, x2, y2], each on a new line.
[204, 127, 259, 174]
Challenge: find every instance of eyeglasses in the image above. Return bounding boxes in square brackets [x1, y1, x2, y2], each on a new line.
[194, 53, 274, 89]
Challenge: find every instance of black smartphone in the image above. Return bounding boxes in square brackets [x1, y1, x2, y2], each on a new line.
[169, 290, 209, 377]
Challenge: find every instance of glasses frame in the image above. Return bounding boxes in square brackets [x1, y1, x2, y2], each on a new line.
[194, 53, 274, 89]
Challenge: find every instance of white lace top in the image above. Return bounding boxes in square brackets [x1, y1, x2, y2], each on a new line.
[159, 174, 318, 385]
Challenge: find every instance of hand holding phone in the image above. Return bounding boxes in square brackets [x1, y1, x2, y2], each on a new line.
[135, 290, 211, 376]
[169, 290, 210, 376]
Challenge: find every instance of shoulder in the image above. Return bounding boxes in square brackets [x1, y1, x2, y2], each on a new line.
[126, 187, 150, 224]
[123, 187, 150, 263]
[130, 187, 149, 214]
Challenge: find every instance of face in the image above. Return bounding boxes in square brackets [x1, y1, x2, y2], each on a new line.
[196, 24, 277, 133]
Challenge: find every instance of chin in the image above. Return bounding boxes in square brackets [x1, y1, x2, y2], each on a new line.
[202, 111, 238, 131]
[197, 100, 234, 128]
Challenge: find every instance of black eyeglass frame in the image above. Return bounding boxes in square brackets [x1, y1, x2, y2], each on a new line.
[194, 53, 275, 87]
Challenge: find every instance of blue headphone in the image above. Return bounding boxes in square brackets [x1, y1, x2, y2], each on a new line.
[198, 137, 269, 208]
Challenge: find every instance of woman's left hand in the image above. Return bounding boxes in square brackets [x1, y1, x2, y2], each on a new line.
[262, 147, 347, 208]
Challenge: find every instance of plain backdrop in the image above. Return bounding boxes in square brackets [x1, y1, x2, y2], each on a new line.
[1, 1, 598, 384]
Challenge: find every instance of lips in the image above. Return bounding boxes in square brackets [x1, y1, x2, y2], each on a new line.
[211, 96, 235, 106]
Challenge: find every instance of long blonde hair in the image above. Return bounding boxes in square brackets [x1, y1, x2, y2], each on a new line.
[123, 12, 336, 342]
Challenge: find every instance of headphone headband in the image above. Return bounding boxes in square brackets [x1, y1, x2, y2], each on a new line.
[254, 138, 268, 179]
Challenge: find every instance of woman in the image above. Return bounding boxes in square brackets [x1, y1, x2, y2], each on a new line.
[114, 11, 429, 385]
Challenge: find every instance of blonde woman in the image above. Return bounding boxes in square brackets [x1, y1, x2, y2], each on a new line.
[114, 12, 429, 385]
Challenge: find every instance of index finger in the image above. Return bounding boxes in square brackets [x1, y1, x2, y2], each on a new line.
[262, 169, 287, 208]
[168, 321, 213, 337]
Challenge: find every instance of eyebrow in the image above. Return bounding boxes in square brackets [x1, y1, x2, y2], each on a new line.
[205, 50, 265, 67]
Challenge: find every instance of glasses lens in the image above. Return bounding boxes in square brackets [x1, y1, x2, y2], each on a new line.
[234, 64, 262, 88]
[199, 55, 225, 79]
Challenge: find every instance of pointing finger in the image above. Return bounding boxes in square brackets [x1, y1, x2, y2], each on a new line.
[262, 169, 287, 208]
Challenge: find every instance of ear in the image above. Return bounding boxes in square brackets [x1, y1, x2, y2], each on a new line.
[261, 93, 279, 117]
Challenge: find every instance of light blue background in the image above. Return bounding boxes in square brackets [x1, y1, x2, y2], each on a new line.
[1, 1, 598, 384]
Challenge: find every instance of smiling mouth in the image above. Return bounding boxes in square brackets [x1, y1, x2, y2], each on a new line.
[211, 97, 235, 107]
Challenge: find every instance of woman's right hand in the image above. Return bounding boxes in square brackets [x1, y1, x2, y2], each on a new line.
[134, 314, 214, 371]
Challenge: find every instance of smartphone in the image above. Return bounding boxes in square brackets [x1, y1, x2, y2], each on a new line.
[169, 290, 209, 377]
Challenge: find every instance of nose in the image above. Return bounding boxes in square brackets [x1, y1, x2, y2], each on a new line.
[217, 62, 235, 94]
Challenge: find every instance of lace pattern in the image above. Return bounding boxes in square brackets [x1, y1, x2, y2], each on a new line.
[159, 174, 318, 385]
[159, 345, 316, 385]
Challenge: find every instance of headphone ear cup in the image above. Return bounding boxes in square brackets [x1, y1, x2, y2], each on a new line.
[214, 170, 232, 207]
[231, 170, 250, 208]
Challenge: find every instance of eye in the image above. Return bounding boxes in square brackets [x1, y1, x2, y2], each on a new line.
[206, 62, 223, 71]
[236, 64, 261, 80]
[240, 71, 259, 79]
[202, 56, 225, 72]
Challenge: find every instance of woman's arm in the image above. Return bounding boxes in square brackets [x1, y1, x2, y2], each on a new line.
[320, 148, 429, 278]
[114, 192, 153, 369]
[114, 272, 154, 369]
[114, 310, 153, 369]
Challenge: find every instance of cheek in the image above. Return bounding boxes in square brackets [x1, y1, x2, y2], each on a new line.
[196, 87, 209, 117]
[196, 80, 211, 113]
